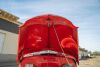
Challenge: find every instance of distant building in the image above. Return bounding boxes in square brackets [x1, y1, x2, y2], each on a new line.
[79, 47, 88, 59]
[0, 9, 22, 54]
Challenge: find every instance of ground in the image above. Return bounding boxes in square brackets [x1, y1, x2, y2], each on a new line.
[78, 56, 100, 67]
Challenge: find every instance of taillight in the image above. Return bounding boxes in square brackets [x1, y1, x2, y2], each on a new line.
[25, 64, 34, 67]
[62, 64, 74, 67]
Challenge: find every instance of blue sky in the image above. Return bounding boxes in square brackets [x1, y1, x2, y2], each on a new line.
[0, 0, 100, 52]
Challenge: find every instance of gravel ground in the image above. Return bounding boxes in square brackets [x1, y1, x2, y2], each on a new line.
[78, 56, 100, 67]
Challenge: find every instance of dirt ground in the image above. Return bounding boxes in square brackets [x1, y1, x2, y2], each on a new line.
[78, 56, 100, 67]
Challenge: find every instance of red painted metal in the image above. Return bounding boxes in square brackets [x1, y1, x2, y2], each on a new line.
[17, 14, 79, 67]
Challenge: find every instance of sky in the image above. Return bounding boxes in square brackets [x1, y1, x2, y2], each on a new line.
[0, 0, 100, 52]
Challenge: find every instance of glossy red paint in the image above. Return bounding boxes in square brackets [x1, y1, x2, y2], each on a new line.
[17, 14, 79, 67]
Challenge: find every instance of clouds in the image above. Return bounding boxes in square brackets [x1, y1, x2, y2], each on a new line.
[78, 13, 100, 51]
[0, 0, 99, 22]
[0, 0, 100, 51]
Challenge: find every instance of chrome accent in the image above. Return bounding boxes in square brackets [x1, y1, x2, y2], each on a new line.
[23, 50, 58, 57]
